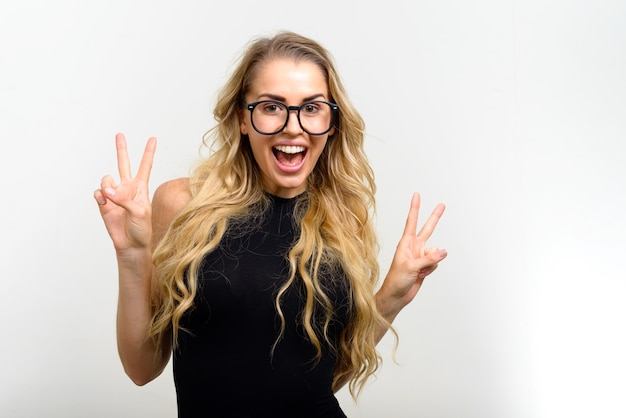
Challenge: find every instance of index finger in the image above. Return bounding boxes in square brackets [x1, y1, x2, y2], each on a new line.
[402, 192, 422, 238]
[416, 202, 445, 242]
[135, 137, 157, 182]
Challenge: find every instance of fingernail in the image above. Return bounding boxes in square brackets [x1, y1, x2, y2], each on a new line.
[96, 195, 106, 205]
[439, 249, 448, 258]
[104, 187, 116, 197]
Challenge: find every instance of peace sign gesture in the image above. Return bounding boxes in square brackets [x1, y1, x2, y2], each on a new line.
[94, 133, 157, 253]
[378, 193, 448, 315]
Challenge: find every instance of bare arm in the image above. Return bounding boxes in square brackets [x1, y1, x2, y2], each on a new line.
[375, 192, 447, 342]
[334, 194, 447, 393]
[94, 134, 190, 385]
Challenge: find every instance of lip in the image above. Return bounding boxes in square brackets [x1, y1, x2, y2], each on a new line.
[272, 143, 308, 173]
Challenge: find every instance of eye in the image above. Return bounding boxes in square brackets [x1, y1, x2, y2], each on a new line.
[260, 101, 285, 114]
[302, 103, 319, 114]
[263, 104, 279, 112]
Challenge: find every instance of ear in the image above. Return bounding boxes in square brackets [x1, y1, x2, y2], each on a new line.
[327, 108, 338, 138]
[237, 108, 249, 135]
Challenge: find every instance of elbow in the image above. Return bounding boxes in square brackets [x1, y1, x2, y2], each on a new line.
[123, 363, 161, 387]
[128, 374, 152, 387]
[126, 368, 158, 387]
[117, 338, 171, 386]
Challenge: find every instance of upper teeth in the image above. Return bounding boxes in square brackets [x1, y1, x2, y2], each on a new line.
[274, 145, 305, 154]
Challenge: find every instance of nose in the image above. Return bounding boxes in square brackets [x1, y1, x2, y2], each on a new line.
[283, 108, 303, 135]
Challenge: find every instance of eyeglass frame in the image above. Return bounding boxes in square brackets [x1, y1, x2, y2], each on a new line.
[245, 100, 339, 136]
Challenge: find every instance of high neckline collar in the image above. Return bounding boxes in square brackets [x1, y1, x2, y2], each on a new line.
[265, 191, 306, 205]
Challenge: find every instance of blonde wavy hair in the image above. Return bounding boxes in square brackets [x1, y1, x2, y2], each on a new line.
[149, 31, 392, 399]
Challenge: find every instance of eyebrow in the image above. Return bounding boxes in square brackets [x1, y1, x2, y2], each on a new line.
[256, 93, 327, 103]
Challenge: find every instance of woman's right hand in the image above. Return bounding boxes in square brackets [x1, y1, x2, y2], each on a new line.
[94, 133, 157, 254]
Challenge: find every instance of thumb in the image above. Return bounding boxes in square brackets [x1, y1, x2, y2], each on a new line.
[410, 248, 448, 271]
[101, 185, 145, 216]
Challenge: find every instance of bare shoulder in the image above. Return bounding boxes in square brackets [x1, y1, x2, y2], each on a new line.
[153, 178, 192, 210]
[152, 178, 192, 246]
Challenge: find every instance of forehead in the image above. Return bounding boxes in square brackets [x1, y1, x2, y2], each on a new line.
[248, 58, 329, 100]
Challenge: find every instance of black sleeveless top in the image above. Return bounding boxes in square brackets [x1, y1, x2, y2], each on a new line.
[173, 195, 350, 417]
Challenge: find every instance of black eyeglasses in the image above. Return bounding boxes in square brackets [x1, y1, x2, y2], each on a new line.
[245, 100, 339, 136]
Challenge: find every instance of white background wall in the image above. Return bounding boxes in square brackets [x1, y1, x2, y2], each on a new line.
[1, 1, 624, 417]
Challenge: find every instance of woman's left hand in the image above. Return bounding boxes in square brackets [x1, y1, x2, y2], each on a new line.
[378, 193, 447, 317]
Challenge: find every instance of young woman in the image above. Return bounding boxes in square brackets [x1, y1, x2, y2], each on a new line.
[95, 31, 447, 417]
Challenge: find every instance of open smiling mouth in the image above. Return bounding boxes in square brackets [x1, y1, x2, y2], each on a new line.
[273, 145, 307, 167]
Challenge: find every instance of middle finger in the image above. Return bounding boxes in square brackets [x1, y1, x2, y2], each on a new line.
[416, 203, 446, 242]
[115, 133, 132, 181]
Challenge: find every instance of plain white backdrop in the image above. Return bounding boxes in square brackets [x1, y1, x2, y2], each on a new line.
[1, 1, 624, 417]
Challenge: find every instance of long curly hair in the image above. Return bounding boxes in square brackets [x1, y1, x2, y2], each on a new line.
[149, 31, 392, 399]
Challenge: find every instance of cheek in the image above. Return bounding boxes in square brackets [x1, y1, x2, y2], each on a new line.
[311, 138, 329, 161]
[247, 136, 269, 163]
